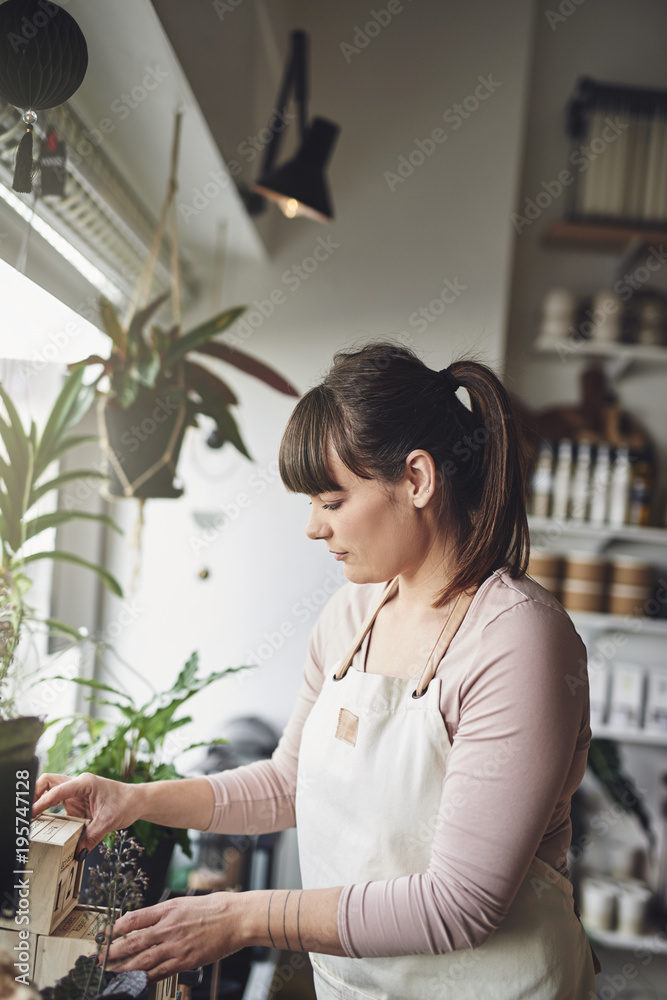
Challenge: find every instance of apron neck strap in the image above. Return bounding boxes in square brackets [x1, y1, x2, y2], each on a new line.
[333, 578, 476, 689]
[334, 577, 399, 679]
[413, 589, 475, 696]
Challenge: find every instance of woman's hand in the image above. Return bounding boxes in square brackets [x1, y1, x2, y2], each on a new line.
[32, 772, 141, 857]
[102, 893, 247, 980]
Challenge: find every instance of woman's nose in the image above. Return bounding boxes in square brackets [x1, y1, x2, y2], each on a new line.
[306, 506, 332, 541]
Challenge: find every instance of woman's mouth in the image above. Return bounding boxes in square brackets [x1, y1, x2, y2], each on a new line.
[330, 551, 348, 560]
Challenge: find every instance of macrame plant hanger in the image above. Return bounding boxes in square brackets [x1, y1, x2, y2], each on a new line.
[96, 111, 186, 589]
[97, 110, 187, 501]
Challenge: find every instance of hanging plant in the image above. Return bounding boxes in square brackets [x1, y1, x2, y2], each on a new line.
[70, 112, 299, 500]
[0, 0, 88, 193]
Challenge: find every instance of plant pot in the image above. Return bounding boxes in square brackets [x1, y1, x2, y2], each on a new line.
[80, 827, 176, 908]
[101, 387, 188, 499]
[0, 716, 44, 917]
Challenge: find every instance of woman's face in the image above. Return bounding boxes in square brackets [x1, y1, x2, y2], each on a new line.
[305, 448, 440, 585]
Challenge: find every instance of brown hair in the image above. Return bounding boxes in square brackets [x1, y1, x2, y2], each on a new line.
[279, 342, 530, 607]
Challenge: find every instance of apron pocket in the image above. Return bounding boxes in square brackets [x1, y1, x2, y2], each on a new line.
[311, 955, 383, 1000]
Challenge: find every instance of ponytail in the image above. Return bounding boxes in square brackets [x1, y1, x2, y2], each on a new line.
[279, 343, 530, 608]
[439, 360, 530, 606]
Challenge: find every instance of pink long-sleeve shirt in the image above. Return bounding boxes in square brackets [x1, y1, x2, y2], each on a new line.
[204, 567, 591, 957]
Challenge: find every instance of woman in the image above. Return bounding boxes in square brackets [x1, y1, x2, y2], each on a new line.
[34, 344, 599, 998]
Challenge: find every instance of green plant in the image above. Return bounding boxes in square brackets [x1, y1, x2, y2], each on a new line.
[40, 831, 149, 1000]
[71, 294, 299, 459]
[0, 367, 123, 716]
[47, 651, 254, 856]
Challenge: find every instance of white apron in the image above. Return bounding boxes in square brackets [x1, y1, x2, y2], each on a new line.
[295, 578, 599, 1000]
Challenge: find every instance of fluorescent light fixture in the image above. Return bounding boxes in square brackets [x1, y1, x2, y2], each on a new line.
[0, 181, 125, 306]
[0, 254, 109, 364]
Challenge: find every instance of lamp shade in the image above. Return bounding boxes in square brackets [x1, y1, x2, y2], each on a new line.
[253, 117, 340, 223]
[0, 0, 88, 110]
[0, 0, 88, 192]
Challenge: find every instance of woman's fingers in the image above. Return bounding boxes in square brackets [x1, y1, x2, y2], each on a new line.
[32, 775, 82, 816]
[112, 904, 161, 939]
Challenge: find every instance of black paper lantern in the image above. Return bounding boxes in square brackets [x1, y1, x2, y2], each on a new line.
[0, 0, 88, 192]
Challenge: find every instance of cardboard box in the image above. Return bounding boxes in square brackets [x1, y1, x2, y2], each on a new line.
[34, 906, 178, 999]
[0, 813, 86, 936]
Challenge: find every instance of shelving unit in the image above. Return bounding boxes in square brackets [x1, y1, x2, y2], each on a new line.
[528, 517, 667, 546]
[542, 219, 667, 253]
[533, 336, 667, 367]
[585, 925, 667, 955]
[592, 724, 667, 747]
[527, 516, 667, 963]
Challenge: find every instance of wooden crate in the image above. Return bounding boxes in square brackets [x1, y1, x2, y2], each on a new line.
[0, 926, 37, 983]
[35, 906, 178, 998]
[0, 813, 86, 936]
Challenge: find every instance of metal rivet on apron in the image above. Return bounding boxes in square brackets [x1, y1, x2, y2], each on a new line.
[332, 671, 346, 681]
[412, 685, 429, 699]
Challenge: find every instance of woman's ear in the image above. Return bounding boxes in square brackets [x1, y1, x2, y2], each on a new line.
[405, 449, 436, 507]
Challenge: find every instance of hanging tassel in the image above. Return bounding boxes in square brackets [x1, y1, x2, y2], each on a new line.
[13, 113, 37, 194]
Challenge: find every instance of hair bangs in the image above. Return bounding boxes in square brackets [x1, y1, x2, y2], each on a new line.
[279, 386, 343, 495]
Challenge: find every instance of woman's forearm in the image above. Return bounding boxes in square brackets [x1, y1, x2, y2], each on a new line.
[240, 886, 346, 957]
[134, 776, 215, 832]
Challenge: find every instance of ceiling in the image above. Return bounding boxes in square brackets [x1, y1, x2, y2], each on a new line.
[62, 0, 269, 310]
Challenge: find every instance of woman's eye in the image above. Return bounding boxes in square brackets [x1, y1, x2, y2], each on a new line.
[322, 501, 343, 511]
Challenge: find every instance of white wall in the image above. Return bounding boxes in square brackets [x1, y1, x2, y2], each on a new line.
[97, 0, 536, 755]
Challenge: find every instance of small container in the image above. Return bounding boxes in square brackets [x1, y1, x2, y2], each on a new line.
[589, 664, 610, 726]
[564, 553, 608, 585]
[615, 883, 652, 936]
[609, 446, 632, 527]
[552, 440, 574, 520]
[610, 556, 655, 589]
[609, 663, 645, 729]
[528, 552, 562, 579]
[561, 578, 606, 613]
[579, 876, 617, 931]
[589, 444, 611, 526]
[570, 440, 593, 522]
[529, 443, 554, 518]
[608, 583, 652, 617]
[644, 668, 667, 733]
[589, 290, 623, 343]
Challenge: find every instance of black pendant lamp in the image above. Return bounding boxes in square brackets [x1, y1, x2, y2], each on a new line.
[252, 30, 340, 223]
[0, 0, 88, 193]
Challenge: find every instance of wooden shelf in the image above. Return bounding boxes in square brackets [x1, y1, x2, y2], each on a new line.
[528, 517, 667, 547]
[569, 611, 667, 636]
[542, 218, 667, 253]
[592, 724, 667, 747]
[585, 924, 667, 954]
[533, 336, 667, 365]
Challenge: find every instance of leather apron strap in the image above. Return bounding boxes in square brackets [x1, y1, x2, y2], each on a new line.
[333, 578, 476, 695]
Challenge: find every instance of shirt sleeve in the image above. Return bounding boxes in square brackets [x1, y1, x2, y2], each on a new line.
[202, 584, 351, 835]
[337, 599, 590, 958]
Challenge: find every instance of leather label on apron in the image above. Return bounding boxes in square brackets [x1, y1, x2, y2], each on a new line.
[335, 707, 359, 746]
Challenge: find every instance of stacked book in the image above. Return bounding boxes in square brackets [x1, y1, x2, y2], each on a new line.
[566, 77, 667, 226]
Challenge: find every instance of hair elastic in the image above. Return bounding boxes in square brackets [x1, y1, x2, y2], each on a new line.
[438, 367, 460, 393]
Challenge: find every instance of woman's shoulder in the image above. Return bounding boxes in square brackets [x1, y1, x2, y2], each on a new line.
[309, 578, 387, 660]
[468, 566, 584, 650]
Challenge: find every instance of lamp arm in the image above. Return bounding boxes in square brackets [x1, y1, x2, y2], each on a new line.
[259, 29, 309, 178]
